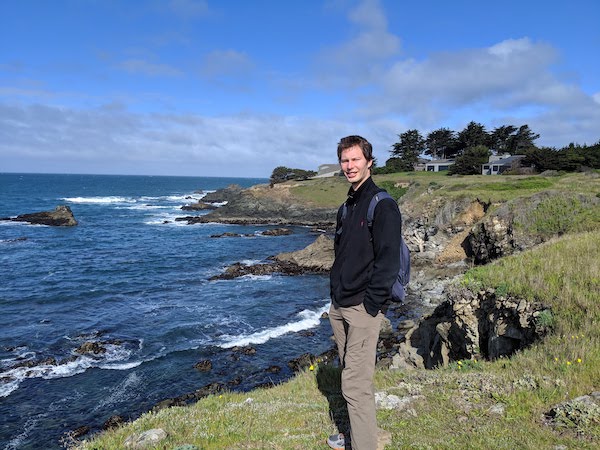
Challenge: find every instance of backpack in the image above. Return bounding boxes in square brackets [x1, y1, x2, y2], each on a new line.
[341, 190, 411, 302]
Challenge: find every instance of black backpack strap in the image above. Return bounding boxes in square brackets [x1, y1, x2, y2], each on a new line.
[336, 202, 348, 236]
[366, 190, 394, 228]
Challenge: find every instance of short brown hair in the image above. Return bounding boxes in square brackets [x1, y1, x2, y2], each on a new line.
[337, 135, 373, 162]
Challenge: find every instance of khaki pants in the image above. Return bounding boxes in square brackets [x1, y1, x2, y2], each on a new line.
[329, 302, 383, 450]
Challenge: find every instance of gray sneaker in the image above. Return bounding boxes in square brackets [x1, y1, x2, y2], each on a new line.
[327, 433, 345, 450]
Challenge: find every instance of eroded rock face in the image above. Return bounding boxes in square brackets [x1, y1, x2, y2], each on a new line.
[392, 286, 552, 369]
[274, 234, 334, 271]
[210, 234, 334, 280]
[2, 205, 78, 226]
[466, 216, 514, 264]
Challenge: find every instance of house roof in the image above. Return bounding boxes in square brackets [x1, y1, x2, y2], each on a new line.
[487, 155, 526, 166]
[426, 159, 455, 164]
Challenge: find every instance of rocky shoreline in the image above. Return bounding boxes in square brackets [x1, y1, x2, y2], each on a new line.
[12, 180, 580, 443]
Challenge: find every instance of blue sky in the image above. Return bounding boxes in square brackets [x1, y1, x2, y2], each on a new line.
[2, 0, 599, 177]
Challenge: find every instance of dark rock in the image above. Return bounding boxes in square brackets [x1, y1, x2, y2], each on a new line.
[193, 360, 212, 372]
[181, 202, 217, 211]
[39, 357, 58, 365]
[69, 425, 90, 439]
[231, 346, 256, 356]
[288, 352, 316, 372]
[193, 382, 225, 400]
[75, 341, 106, 355]
[152, 398, 186, 412]
[265, 365, 282, 373]
[2, 205, 77, 226]
[201, 184, 243, 203]
[210, 232, 244, 238]
[254, 381, 276, 389]
[261, 228, 293, 236]
[227, 376, 243, 386]
[3, 237, 28, 243]
[298, 330, 315, 337]
[103, 415, 125, 430]
[209, 260, 305, 280]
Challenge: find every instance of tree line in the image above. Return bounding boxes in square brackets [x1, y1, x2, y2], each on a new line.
[269, 121, 600, 183]
[376, 121, 600, 175]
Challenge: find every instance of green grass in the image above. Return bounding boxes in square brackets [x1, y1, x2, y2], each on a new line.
[75, 173, 600, 450]
[290, 176, 348, 207]
[76, 231, 600, 450]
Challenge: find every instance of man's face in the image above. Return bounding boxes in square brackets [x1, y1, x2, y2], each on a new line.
[340, 145, 373, 190]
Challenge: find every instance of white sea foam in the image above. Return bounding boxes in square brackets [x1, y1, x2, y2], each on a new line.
[0, 378, 20, 398]
[93, 372, 142, 411]
[62, 196, 135, 204]
[164, 194, 204, 202]
[120, 205, 174, 211]
[98, 360, 144, 370]
[144, 213, 189, 226]
[0, 343, 136, 397]
[218, 302, 330, 348]
[239, 259, 263, 266]
[240, 274, 273, 281]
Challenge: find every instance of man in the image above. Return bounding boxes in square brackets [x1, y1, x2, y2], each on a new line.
[328, 135, 401, 450]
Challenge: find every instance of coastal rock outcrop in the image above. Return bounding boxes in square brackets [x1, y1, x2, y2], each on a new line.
[210, 228, 293, 238]
[177, 183, 337, 227]
[210, 234, 334, 280]
[274, 234, 334, 271]
[391, 285, 552, 370]
[181, 201, 217, 211]
[2, 205, 78, 226]
[201, 184, 244, 203]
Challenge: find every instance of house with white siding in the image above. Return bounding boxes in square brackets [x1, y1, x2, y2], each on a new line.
[481, 155, 527, 175]
[425, 159, 455, 172]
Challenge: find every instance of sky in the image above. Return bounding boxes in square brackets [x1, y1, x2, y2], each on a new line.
[1, 0, 599, 178]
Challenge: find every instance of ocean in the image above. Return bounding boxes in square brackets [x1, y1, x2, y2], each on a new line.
[0, 173, 334, 449]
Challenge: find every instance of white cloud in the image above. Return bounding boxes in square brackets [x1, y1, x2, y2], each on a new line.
[0, 103, 363, 177]
[315, 0, 400, 87]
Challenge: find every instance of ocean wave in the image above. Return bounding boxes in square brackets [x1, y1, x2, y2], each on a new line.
[144, 214, 190, 226]
[239, 259, 263, 266]
[93, 372, 143, 412]
[119, 205, 175, 211]
[163, 194, 207, 202]
[0, 343, 136, 398]
[239, 274, 273, 281]
[62, 196, 136, 204]
[218, 302, 330, 348]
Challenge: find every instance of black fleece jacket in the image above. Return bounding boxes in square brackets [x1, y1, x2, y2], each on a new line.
[330, 177, 402, 316]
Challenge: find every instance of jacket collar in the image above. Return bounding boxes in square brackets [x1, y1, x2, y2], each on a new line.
[346, 176, 374, 205]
